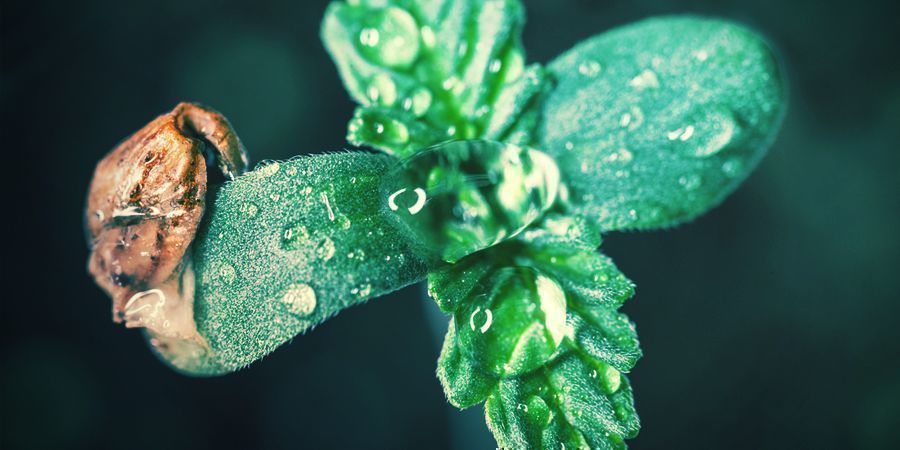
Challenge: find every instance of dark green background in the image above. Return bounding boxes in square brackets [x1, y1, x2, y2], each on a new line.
[2, 0, 898, 449]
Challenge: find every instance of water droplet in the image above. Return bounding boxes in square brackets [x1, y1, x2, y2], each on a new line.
[564, 141, 574, 151]
[239, 202, 258, 217]
[693, 108, 738, 157]
[523, 395, 551, 427]
[359, 27, 380, 47]
[678, 174, 702, 191]
[349, 109, 410, 148]
[667, 125, 695, 141]
[383, 141, 558, 263]
[692, 49, 710, 61]
[604, 147, 633, 164]
[218, 264, 236, 284]
[488, 58, 502, 73]
[357, 283, 372, 297]
[315, 236, 335, 261]
[400, 87, 432, 117]
[256, 161, 280, 177]
[320, 192, 335, 221]
[335, 213, 351, 230]
[356, 7, 420, 69]
[629, 69, 660, 90]
[366, 73, 397, 106]
[517, 403, 529, 413]
[347, 249, 366, 261]
[619, 106, 644, 131]
[601, 365, 622, 393]
[281, 283, 317, 317]
[281, 224, 310, 250]
[722, 157, 743, 178]
[578, 60, 601, 77]
[469, 307, 493, 333]
[419, 25, 435, 48]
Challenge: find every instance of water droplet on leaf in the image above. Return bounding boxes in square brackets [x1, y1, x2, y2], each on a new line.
[281, 283, 317, 317]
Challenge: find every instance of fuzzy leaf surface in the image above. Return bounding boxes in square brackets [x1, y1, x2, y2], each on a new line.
[539, 16, 786, 231]
[177, 152, 428, 372]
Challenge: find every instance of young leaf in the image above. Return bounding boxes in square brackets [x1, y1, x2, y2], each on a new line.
[432, 211, 641, 448]
[322, 0, 546, 155]
[437, 320, 499, 408]
[538, 16, 787, 231]
[167, 152, 428, 374]
[486, 353, 640, 450]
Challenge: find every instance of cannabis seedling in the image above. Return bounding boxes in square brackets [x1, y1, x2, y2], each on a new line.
[86, 1, 785, 448]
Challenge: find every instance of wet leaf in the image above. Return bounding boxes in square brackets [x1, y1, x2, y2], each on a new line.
[179, 152, 428, 373]
[322, 0, 546, 155]
[539, 16, 786, 231]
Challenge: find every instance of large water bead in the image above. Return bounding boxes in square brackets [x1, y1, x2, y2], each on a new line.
[454, 267, 568, 377]
[355, 6, 420, 70]
[381, 140, 560, 263]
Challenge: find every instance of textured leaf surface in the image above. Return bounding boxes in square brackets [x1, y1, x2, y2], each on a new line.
[322, 0, 546, 156]
[539, 16, 786, 231]
[432, 215, 641, 448]
[177, 152, 428, 372]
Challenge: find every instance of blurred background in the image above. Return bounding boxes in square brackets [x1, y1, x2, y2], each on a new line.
[2, 0, 898, 449]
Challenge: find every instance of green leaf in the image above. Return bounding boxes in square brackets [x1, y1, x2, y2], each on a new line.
[437, 320, 498, 408]
[162, 152, 429, 374]
[485, 353, 640, 450]
[322, 0, 546, 155]
[538, 16, 787, 231]
[433, 248, 641, 448]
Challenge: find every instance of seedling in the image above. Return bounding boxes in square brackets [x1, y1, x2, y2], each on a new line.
[86, 1, 785, 448]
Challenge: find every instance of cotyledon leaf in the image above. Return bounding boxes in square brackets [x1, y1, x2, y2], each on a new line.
[538, 16, 787, 231]
[153, 152, 429, 374]
[322, 0, 547, 156]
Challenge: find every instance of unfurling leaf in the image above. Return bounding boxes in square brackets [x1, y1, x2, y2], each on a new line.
[322, 0, 546, 155]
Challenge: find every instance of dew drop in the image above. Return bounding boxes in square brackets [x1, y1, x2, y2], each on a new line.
[366, 73, 397, 106]
[315, 236, 336, 261]
[347, 249, 366, 261]
[218, 264, 236, 284]
[356, 7, 420, 69]
[239, 202, 258, 217]
[678, 174, 702, 191]
[256, 161, 280, 178]
[488, 58, 502, 73]
[401, 87, 432, 117]
[577, 60, 602, 77]
[722, 157, 743, 178]
[281, 283, 317, 317]
[469, 307, 493, 333]
[281, 224, 310, 251]
[629, 69, 660, 90]
[419, 25, 436, 48]
[604, 147, 633, 164]
[601, 365, 622, 393]
[359, 27, 380, 47]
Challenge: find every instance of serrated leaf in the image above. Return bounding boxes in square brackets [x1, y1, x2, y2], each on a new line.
[486, 352, 639, 450]
[322, 0, 546, 155]
[538, 16, 786, 231]
[452, 267, 568, 377]
[432, 255, 641, 448]
[437, 320, 498, 408]
[166, 152, 428, 373]
[516, 214, 634, 310]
